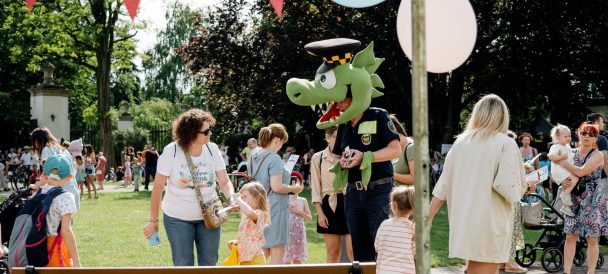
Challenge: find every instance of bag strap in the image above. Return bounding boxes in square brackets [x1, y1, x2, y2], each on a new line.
[579, 148, 595, 180]
[246, 152, 271, 196]
[184, 149, 210, 209]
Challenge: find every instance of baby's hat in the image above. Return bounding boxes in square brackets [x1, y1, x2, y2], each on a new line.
[43, 154, 72, 180]
[68, 138, 83, 157]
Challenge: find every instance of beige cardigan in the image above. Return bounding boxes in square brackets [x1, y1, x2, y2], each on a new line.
[433, 132, 527, 263]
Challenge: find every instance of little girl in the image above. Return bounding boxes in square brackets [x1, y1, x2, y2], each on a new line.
[375, 186, 416, 274]
[74, 156, 87, 200]
[547, 124, 579, 217]
[132, 157, 142, 192]
[283, 172, 312, 264]
[228, 182, 270, 265]
[123, 156, 132, 187]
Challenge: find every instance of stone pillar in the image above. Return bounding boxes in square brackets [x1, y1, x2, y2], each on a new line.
[29, 62, 71, 141]
[117, 100, 133, 131]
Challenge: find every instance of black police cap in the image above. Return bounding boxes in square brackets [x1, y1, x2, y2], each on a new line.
[305, 38, 361, 74]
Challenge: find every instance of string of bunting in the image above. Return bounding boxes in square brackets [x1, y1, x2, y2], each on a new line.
[25, 0, 284, 20]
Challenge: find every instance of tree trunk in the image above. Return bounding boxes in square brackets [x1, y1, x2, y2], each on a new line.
[96, 29, 114, 170]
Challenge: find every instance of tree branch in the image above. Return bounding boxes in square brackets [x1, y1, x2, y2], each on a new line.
[115, 32, 137, 43]
[66, 30, 96, 52]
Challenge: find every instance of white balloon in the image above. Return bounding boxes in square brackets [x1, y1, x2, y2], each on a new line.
[396, 0, 477, 73]
[332, 0, 386, 8]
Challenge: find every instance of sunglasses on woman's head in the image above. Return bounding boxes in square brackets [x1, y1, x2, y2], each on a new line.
[580, 131, 597, 137]
[199, 127, 212, 136]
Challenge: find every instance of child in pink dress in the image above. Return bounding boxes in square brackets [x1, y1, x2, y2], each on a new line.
[228, 182, 270, 265]
[283, 174, 312, 264]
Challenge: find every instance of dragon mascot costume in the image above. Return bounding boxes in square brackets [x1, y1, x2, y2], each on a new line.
[286, 38, 401, 261]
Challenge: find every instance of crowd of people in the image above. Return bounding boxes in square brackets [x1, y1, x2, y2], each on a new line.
[0, 94, 606, 273]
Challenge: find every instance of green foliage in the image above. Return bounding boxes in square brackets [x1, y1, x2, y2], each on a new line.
[130, 98, 180, 129]
[142, 1, 199, 102]
[82, 103, 119, 128]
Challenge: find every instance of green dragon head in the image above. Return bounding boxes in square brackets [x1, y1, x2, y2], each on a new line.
[286, 39, 385, 129]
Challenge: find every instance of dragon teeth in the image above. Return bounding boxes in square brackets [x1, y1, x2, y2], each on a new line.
[311, 105, 316, 111]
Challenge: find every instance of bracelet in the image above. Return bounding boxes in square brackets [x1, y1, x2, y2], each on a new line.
[149, 218, 158, 222]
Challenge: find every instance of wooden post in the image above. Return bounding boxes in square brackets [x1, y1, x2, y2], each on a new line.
[411, 0, 430, 273]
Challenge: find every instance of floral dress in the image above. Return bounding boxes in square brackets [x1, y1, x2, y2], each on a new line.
[564, 148, 608, 237]
[237, 209, 267, 263]
[283, 197, 308, 263]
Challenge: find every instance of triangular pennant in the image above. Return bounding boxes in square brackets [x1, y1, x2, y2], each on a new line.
[124, 0, 140, 21]
[269, 0, 283, 18]
[26, 0, 35, 12]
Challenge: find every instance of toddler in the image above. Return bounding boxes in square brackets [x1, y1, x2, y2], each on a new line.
[547, 124, 579, 217]
[375, 186, 416, 274]
[283, 173, 312, 264]
[132, 158, 142, 192]
[228, 182, 270, 265]
[74, 156, 87, 199]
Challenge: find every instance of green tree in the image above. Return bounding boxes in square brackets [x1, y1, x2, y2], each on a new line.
[143, 1, 199, 102]
[0, 0, 141, 164]
[130, 98, 180, 129]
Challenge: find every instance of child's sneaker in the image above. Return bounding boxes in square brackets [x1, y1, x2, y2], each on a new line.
[561, 205, 575, 217]
[560, 192, 573, 206]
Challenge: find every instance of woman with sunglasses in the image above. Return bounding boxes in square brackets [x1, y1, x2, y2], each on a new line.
[144, 109, 236, 266]
[557, 123, 607, 274]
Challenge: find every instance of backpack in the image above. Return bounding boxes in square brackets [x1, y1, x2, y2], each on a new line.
[403, 143, 438, 192]
[8, 187, 65, 268]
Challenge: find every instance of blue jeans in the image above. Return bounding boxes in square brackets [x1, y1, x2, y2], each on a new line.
[163, 213, 221, 266]
[344, 179, 392, 262]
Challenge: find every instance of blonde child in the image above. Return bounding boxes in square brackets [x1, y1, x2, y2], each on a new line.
[132, 157, 142, 192]
[228, 182, 270, 265]
[547, 124, 579, 217]
[283, 172, 312, 264]
[74, 156, 87, 200]
[375, 186, 415, 274]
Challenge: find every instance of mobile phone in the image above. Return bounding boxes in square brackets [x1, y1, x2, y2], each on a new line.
[344, 146, 354, 166]
[148, 231, 160, 246]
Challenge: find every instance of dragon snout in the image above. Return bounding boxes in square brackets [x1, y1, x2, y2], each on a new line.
[286, 78, 313, 105]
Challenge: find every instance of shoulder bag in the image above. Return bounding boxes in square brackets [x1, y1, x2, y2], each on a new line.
[184, 144, 228, 229]
[571, 148, 595, 196]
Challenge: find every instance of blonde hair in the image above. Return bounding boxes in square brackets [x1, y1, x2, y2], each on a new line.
[550, 124, 570, 144]
[460, 94, 510, 140]
[240, 182, 270, 227]
[391, 186, 415, 220]
[258, 123, 289, 148]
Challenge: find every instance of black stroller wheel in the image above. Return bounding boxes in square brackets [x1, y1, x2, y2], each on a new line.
[0, 259, 9, 274]
[598, 255, 604, 269]
[541, 247, 564, 273]
[573, 249, 586, 266]
[515, 243, 537, 267]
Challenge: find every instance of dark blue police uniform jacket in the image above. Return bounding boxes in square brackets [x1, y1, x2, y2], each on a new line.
[332, 107, 400, 184]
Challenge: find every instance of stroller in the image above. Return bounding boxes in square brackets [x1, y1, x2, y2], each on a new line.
[0, 188, 32, 274]
[515, 193, 606, 272]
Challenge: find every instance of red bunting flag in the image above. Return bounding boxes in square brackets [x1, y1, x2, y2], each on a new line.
[25, 0, 35, 11]
[269, 0, 283, 18]
[124, 0, 140, 21]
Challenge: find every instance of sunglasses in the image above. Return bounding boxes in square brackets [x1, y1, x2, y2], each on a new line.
[199, 127, 212, 136]
[580, 131, 597, 137]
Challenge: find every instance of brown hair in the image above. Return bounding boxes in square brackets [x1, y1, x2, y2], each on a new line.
[30, 127, 59, 153]
[389, 114, 408, 137]
[518, 132, 533, 142]
[84, 144, 95, 158]
[258, 123, 288, 148]
[172, 109, 216, 150]
[324, 126, 338, 136]
[240, 182, 271, 227]
[391, 186, 415, 220]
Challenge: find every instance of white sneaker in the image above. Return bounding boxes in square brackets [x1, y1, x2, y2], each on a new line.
[561, 206, 575, 217]
[561, 192, 573, 206]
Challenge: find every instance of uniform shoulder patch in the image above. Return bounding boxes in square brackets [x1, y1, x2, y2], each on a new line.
[388, 120, 398, 134]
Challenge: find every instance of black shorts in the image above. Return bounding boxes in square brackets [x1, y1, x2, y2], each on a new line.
[316, 193, 349, 235]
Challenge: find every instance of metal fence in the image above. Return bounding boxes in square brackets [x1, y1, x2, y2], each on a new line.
[70, 126, 99, 148]
[69, 125, 172, 153]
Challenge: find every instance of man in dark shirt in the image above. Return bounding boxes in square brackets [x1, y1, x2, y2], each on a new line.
[332, 103, 401, 262]
[142, 142, 159, 191]
[587, 113, 608, 181]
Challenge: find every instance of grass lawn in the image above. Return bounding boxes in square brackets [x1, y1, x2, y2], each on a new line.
[7, 182, 599, 267]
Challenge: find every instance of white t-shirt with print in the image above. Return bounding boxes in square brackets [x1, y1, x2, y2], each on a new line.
[159, 142, 226, 221]
[20, 153, 33, 166]
[40, 185, 77, 236]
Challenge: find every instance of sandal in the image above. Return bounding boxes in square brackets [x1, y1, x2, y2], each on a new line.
[504, 265, 527, 273]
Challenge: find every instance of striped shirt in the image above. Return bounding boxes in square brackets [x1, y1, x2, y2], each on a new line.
[374, 217, 415, 274]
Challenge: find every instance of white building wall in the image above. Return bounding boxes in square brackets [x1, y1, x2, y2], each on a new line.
[30, 89, 71, 141]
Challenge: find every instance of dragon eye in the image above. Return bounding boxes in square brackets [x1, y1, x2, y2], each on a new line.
[315, 70, 337, 90]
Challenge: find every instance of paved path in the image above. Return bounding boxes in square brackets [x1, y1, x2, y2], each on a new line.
[431, 261, 607, 273]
